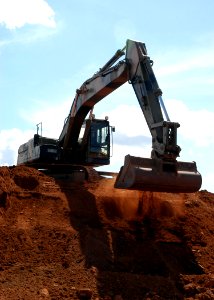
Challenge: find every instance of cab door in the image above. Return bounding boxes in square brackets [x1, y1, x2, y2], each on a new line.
[86, 119, 110, 166]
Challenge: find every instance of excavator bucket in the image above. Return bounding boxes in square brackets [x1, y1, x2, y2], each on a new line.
[114, 155, 202, 193]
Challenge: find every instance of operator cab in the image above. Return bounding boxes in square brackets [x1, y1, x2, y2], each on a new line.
[78, 118, 113, 166]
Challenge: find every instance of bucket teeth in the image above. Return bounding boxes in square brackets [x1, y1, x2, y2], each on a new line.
[114, 155, 202, 193]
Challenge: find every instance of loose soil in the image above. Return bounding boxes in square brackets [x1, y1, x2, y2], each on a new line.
[0, 165, 213, 299]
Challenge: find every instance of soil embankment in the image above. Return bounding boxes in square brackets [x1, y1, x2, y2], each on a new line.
[0, 166, 213, 299]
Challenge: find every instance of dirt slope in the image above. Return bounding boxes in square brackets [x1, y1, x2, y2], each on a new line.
[0, 165, 213, 300]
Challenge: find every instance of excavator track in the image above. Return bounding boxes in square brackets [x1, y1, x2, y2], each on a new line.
[21, 162, 111, 183]
[21, 163, 87, 181]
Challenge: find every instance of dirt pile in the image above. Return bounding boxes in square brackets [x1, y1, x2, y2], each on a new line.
[0, 165, 214, 299]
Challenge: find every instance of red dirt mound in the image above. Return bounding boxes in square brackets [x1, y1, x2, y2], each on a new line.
[0, 165, 213, 299]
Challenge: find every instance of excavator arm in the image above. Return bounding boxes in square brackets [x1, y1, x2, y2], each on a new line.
[115, 40, 202, 192]
[125, 40, 181, 160]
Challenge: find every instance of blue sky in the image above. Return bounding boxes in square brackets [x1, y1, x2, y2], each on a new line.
[0, 0, 214, 192]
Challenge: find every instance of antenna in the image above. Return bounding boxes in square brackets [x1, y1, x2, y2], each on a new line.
[36, 122, 42, 137]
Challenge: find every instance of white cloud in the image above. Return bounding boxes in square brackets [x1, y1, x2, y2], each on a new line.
[0, 0, 56, 29]
[166, 99, 214, 147]
[0, 128, 34, 165]
[100, 104, 150, 138]
[153, 41, 214, 80]
[0, 26, 58, 48]
[157, 52, 214, 76]
[0, 99, 71, 166]
[19, 98, 72, 139]
[96, 89, 214, 149]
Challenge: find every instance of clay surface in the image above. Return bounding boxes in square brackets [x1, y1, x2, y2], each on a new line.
[0, 166, 213, 299]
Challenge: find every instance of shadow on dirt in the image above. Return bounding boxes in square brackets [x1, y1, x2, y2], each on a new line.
[57, 178, 204, 299]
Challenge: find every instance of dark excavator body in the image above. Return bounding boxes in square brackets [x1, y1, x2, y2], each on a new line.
[17, 39, 202, 193]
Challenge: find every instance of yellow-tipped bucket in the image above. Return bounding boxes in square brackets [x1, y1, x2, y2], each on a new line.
[114, 155, 202, 193]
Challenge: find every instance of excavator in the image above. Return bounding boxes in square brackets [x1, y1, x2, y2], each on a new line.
[17, 39, 202, 193]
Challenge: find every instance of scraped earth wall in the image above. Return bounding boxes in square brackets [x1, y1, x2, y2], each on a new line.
[0, 166, 213, 299]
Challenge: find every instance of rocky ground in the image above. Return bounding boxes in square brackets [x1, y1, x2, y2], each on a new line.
[0, 165, 213, 299]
